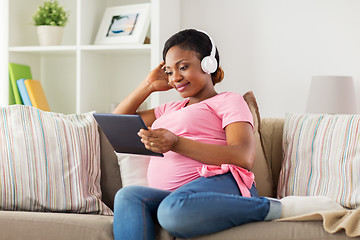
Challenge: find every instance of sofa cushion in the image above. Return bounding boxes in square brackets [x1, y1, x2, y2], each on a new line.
[0, 211, 113, 240]
[0, 210, 174, 240]
[0, 211, 114, 240]
[0, 105, 112, 215]
[178, 221, 350, 240]
[278, 113, 360, 208]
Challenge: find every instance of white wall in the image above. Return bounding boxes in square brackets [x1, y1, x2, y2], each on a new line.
[179, 0, 360, 118]
[0, 0, 9, 107]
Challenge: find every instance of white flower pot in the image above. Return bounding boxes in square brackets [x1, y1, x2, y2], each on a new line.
[36, 26, 64, 46]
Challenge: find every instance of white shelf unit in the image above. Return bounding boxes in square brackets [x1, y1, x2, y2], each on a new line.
[3, 0, 180, 114]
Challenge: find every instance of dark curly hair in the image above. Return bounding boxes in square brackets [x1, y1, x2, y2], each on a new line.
[162, 29, 224, 85]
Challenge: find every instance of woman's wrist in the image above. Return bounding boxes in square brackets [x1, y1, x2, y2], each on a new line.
[140, 78, 155, 95]
[171, 135, 181, 152]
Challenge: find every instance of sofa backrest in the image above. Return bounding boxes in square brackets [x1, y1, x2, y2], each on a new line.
[243, 92, 274, 197]
[259, 118, 285, 197]
[99, 128, 122, 210]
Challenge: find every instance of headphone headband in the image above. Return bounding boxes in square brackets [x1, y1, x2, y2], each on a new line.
[197, 30, 218, 74]
[197, 30, 216, 58]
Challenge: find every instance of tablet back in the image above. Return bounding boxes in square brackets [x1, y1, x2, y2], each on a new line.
[93, 113, 163, 157]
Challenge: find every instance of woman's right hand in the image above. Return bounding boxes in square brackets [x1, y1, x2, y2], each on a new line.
[145, 62, 173, 92]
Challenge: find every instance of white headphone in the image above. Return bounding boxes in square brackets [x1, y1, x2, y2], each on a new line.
[198, 30, 218, 74]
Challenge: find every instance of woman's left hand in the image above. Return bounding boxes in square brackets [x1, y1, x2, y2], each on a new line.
[138, 128, 179, 153]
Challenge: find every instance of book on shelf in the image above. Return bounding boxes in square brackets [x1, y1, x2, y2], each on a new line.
[24, 80, 51, 112]
[9, 63, 33, 105]
[16, 79, 32, 106]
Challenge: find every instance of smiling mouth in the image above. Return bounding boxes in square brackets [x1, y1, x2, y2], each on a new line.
[176, 82, 190, 92]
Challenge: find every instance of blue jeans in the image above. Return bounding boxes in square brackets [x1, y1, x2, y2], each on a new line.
[113, 172, 281, 240]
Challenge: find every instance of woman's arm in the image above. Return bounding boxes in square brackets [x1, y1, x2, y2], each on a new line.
[112, 62, 172, 127]
[112, 80, 156, 126]
[138, 121, 256, 170]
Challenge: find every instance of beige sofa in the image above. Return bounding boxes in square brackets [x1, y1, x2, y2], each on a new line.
[0, 117, 355, 240]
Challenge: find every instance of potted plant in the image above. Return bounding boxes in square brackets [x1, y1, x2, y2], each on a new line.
[32, 0, 69, 46]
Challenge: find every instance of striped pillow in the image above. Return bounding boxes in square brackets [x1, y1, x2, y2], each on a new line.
[0, 105, 112, 215]
[277, 113, 360, 208]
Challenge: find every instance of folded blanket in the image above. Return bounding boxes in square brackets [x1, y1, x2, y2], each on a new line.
[279, 208, 360, 237]
[277, 196, 360, 237]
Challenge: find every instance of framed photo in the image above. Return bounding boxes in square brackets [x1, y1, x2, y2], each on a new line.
[95, 3, 150, 45]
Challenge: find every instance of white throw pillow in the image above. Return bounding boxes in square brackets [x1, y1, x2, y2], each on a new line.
[278, 113, 360, 209]
[116, 153, 150, 187]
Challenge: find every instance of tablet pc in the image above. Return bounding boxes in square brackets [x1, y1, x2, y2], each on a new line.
[93, 113, 164, 157]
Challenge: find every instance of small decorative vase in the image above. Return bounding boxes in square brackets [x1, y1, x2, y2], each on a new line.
[36, 25, 64, 46]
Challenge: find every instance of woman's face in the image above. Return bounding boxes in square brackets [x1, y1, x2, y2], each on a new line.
[164, 45, 214, 100]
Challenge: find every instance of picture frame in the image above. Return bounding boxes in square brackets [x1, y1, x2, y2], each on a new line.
[95, 3, 150, 45]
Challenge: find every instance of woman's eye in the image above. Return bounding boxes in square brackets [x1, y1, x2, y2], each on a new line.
[165, 71, 172, 76]
[180, 65, 188, 71]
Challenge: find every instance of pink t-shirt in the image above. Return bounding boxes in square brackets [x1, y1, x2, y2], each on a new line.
[147, 92, 254, 191]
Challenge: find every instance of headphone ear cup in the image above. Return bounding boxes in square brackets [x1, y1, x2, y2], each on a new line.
[201, 56, 218, 74]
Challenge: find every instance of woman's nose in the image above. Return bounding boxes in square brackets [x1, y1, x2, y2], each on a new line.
[171, 71, 182, 83]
